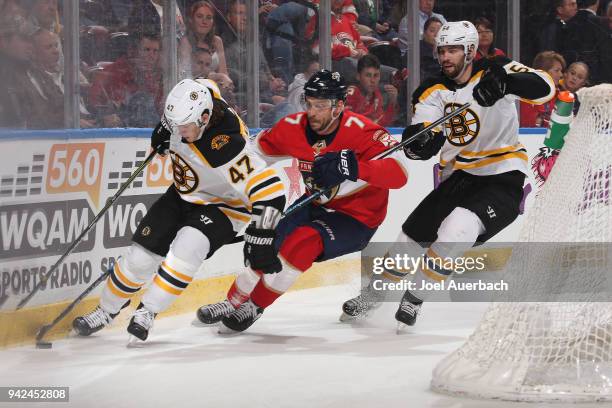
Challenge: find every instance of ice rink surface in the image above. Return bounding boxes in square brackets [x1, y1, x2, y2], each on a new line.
[0, 283, 605, 408]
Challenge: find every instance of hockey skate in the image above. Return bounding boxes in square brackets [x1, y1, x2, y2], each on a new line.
[395, 292, 422, 333]
[73, 300, 130, 336]
[339, 277, 386, 322]
[197, 299, 236, 325]
[218, 300, 263, 334]
[127, 303, 157, 342]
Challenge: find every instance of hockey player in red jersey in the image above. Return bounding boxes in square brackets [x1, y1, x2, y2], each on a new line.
[196, 70, 410, 332]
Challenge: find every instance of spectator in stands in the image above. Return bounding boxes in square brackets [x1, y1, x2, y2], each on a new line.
[352, 0, 397, 41]
[560, 0, 612, 84]
[191, 47, 213, 78]
[474, 17, 506, 60]
[222, 0, 286, 114]
[2, 0, 27, 20]
[88, 32, 164, 127]
[561, 61, 590, 92]
[537, 0, 577, 53]
[398, 0, 447, 53]
[520, 51, 566, 127]
[127, 0, 187, 38]
[181, 1, 228, 75]
[261, 56, 320, 127]
[0, 15, 65, 129]
[420, 16, 442, 80]
[345, 54, 398, 127]
[265, 0, 314, 84]
[31, 28, 96, 128]
[27, 0, 61, 33]
[326, 0, 394, 84]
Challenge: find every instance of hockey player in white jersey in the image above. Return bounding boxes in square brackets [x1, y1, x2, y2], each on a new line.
[72, 78, 286, 341]
[341, 21, 555, 327]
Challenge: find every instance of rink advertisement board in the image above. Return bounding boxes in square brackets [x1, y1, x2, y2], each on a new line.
[0, 128, 546, 313]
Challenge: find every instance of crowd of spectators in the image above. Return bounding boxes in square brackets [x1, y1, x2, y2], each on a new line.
[0, 0, 610, 130]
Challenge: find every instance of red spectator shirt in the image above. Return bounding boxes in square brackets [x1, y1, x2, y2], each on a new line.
[253, 111, 409, 228]
[88, 56, 163, 115]
[345, 85, 398, 127]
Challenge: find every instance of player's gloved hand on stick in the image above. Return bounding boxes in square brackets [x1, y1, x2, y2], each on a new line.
[244, 207, 282, 274]
[473, 63, 508, 107]
[402, 124, 445, 160]
[312, 149, 359, 189]
[151, 117, 172, 155]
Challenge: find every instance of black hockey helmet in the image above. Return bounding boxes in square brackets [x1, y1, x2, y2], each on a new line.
[303, 69, 347, 102]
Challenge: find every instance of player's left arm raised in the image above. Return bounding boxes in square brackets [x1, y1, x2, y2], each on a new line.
[473, 58, 556, 107]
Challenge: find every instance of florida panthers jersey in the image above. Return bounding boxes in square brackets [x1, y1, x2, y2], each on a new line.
[168, 98, 285, 230]
[412, 57, 555, 181]
[251, 110, 409, 228]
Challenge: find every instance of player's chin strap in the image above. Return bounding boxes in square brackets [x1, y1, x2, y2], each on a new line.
[450, 51, 476, 81]
[319, 103, 343, 135]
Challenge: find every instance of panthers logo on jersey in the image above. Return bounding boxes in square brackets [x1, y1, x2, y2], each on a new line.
[298, 159, 339, 204]
[443, 102, 480, 146]
[171, 152, 199, 194]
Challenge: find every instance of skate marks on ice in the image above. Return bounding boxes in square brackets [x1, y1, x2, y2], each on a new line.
[0, 285, 532, 408]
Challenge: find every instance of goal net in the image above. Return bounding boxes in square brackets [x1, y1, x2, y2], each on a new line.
[430, 84, 612, 402]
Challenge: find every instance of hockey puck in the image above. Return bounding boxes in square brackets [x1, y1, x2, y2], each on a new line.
[36, 341, 52, 349]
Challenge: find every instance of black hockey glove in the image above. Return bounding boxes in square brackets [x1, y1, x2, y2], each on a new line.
[244, 225, 282, 274]
[472, 64, 508, 107]
[402, 124, 445, 161]
[311, 149, 359, 189]
[151, 117, 172, 155]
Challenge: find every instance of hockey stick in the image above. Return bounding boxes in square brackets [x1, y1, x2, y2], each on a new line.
[16, 149, 158, 311]
[35, 266, 113, 348]
[227, 102, 471, 244]
[282, 102, 472, 217]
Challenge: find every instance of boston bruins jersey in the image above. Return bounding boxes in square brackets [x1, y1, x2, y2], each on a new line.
[412, 56, 555, 180]
[168, 98, 285, 230]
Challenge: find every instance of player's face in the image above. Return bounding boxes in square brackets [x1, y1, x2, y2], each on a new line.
[305, 97, 340, 134]
[357, 67, 381, 94]
[437, 45, 465, 78]
[178, 123, 200, 143]
[178, 112, 209, 143]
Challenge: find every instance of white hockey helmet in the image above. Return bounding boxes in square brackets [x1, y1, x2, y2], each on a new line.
[164, 78, 213, 129]
[434, 21, 479, 66]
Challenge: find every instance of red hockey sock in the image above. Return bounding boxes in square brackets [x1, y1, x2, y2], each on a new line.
[226, 281, 251, 308]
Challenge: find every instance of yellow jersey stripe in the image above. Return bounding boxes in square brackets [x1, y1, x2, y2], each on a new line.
[114, 263, 143, 289]
[188, 144, 211, 167]
[219, 207, 251, 223]
[154, 275, 183, 296]
[107, 278, 132, 298]
[161, 261, 193, 283]
[421, 265, 446, 282]
[418, 84, 448, 103]
[454, 152, 528, 170]
[250, 183, 284, 203]
[245, 169, 277, 194]
[460, 144, 526, 158]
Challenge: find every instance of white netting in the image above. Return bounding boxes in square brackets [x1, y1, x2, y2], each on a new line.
[431, 84, 612, 402]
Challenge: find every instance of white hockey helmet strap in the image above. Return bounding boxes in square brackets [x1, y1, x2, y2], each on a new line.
[434, 21, 479, 70]
[164, 79, 214, 130]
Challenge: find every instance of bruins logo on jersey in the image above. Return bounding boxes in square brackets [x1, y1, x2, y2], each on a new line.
[443, 103, 480, 146]
[171, 153, 199, 194]
[211, 134, 230, 150]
